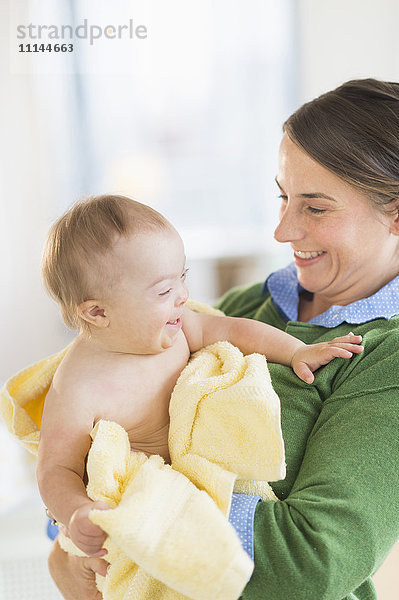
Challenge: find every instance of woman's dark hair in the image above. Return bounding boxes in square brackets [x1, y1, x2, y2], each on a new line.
[283, 78, 399, 213]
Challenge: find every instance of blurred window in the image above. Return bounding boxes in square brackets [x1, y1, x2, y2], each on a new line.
[30, 0, 297, 257]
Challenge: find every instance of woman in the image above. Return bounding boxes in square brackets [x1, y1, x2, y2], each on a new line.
[49, 78, 399, 600]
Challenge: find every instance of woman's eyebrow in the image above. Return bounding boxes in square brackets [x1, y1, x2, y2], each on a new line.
[275, 177, 337, 202]
[299, 192, 337, 202]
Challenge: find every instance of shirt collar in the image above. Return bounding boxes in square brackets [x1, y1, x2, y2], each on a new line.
[263, 262, 399, 327]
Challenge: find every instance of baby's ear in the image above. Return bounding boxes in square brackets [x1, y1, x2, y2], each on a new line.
[78, 300, 110, 328]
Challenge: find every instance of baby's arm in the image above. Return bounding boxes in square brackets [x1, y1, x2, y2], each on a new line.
[37, 385, 109, 557]
[182, 308, 363, 383]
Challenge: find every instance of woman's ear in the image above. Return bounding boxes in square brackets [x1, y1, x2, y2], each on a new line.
[78, 300, 110, 328]
[388, 204, 399, 235]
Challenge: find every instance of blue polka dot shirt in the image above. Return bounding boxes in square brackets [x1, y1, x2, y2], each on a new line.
[229, 262, 399, 559]
[229, 493, 262, 560]
[263, 262, 399, 326]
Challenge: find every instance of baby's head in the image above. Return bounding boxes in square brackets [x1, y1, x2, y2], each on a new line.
[42, 195, 180, 340]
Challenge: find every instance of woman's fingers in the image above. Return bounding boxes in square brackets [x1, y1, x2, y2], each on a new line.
[48, 540, 108, 600]
[69, 501, 110, 556]
[83, 556, 109, 578]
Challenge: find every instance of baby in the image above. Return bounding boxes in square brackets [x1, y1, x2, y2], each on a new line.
[37, 195, 363, 559]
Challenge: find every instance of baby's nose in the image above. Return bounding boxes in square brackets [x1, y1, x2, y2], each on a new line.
[177, 284, 189, 306]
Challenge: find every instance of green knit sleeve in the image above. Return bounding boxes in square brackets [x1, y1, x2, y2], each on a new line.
[215, 282, 269, 318]
[243, 328, 399, 600]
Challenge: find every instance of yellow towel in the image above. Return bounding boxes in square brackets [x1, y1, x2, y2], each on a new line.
[0, 345, 70, 455]
[60, 420, 254, 600]
[0, 302, 286, 600]
[169, 341, 285, 514]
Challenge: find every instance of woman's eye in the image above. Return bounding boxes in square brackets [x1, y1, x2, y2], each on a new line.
[278, 194, 288, 201]
[159, 288, 172, 296]
[308, 206, 326, 214]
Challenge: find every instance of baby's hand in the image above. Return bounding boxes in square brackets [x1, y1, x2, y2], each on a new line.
[68, 501, 110, 557]
[291, 333, 363, 384]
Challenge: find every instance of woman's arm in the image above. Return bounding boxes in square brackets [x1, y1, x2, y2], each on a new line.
[216, 282, 399, 599]
[242, 345, 399, 599]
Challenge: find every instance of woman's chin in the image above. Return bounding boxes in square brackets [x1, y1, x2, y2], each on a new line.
[295, 261, 331, 293]
[296, 274, 320, 295]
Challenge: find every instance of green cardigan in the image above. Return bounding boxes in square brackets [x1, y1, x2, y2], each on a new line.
[217, 283, 399, 600]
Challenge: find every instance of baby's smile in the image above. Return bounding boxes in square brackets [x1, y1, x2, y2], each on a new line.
[166, 317, 182, 327]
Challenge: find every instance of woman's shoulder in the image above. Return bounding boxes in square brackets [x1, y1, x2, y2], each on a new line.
[328, 315, 399, 398]
[362, 314, 399, 362]
[215, 281, 270, 318]
[361, 314, 399, 344]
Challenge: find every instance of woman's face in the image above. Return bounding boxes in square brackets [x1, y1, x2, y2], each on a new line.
[274, 133, 399, 307]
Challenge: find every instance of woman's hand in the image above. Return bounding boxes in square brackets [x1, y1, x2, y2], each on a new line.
[291, 333, 364, 383]
[48, 539, 108, 600]
[68, 501, 110, 557]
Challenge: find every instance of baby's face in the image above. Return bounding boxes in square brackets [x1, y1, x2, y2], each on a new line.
[105, 227, 188, 354]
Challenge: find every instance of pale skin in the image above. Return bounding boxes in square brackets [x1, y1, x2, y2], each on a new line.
[37, 226, 363, 561]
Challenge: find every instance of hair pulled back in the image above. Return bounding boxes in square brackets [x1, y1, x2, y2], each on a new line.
[284, 78, 399, 213]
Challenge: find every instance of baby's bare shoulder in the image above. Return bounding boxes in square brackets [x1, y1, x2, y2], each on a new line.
[47, 340, 126, 414]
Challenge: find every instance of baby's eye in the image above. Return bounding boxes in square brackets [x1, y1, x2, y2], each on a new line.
[159, 288, 172, 296]
[181, 267, 189, 281]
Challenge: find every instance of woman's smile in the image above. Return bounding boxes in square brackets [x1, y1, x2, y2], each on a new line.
[293, 250, 326, 266]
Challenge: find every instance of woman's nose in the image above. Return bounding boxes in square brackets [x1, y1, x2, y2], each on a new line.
[274, 204, 305, 243]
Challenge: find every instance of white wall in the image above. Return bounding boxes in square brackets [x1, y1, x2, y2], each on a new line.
[0, 2, 75, 385]
[297, 0, 399, 102]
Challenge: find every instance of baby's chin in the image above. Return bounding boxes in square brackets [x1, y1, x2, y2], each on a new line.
[123, 330, 179, 355]
[159, 337, 175, 351]
[135, 341, 172, 354]
[158, 330, 181, 352]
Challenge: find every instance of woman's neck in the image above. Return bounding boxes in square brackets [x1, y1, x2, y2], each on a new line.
[297, 293, 323, 323]
[297, 268, 399, 322]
